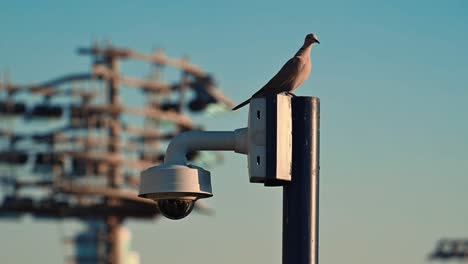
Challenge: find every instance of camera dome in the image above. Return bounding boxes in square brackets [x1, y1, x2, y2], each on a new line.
[157, 199, 195, 220]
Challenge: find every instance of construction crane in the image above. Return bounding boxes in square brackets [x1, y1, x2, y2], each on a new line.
[0, 41, 233, 264]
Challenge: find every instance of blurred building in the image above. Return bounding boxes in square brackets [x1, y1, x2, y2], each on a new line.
[429, 239, 468, 261]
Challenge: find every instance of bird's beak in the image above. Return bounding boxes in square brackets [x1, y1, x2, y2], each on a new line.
[316, 40, 320, 44]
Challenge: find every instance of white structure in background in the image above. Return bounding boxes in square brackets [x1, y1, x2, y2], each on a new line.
[74, 221, 139, 264]
[119, 227, 140, 264]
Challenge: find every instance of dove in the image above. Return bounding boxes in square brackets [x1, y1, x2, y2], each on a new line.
[232, 33, 319, 110]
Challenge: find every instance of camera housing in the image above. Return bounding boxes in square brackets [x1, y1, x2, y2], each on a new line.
[139, 164, 212, 220]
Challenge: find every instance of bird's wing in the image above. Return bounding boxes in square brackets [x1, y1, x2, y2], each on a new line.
[255, 56, 304, 96]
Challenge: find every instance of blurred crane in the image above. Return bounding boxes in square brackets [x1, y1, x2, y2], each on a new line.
[0, 41, 233, 264]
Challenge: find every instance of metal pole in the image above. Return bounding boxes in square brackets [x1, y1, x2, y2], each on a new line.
[283, 96, 320, 264]
[105, 54, 122, 264]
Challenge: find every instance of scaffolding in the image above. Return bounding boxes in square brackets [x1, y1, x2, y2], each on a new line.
[0, 42, 233, 264]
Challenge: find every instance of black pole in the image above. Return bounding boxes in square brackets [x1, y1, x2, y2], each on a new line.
[283, 96, 320, 264]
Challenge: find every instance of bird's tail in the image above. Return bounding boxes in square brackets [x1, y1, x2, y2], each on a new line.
[232, 98, 251, 111]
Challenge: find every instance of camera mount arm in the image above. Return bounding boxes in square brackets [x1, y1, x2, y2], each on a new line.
[165, 128, 248, 165]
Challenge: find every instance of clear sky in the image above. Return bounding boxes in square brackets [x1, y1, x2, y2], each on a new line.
[1, 0, 468, 263]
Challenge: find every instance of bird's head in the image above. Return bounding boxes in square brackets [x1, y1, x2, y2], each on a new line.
[305, 33, 320, 45]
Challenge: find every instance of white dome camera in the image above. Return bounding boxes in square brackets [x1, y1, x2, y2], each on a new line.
[139, 164, 212, 220]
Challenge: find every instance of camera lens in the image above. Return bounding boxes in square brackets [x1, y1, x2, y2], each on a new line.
[156, 199, 195, 220]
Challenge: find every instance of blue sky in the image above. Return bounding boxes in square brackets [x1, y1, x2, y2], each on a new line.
[1, 0, 468, 263]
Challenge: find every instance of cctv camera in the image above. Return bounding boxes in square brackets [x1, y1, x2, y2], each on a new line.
[139, 164, 212, 220]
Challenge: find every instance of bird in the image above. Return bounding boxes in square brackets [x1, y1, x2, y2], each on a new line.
[232, 33, 319, 110]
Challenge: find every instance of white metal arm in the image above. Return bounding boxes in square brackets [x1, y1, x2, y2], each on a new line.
[164, 128, 248, 165]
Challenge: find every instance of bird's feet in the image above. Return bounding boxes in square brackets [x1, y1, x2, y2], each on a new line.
[283, 92, 297, 97]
